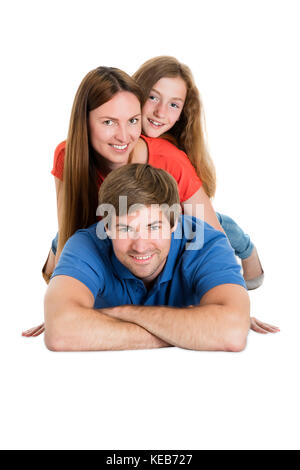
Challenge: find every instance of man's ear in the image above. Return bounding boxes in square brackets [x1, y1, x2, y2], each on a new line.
[170, 219, 179, 233]
[104, 224, 112, 238]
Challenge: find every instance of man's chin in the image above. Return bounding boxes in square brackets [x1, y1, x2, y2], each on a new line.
[127, 263, 159, 282]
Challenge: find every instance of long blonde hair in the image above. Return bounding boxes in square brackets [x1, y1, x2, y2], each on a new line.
[58, 66, 143, 254]
[133, 56, 216, 198]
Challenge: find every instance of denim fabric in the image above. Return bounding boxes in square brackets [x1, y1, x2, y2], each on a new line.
[216, 212, 254, 259]
[51, 232, 58, 256]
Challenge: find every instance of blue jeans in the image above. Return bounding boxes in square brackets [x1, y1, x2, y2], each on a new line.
[216, 212, 254, 259]
[51, 214, 254, 260]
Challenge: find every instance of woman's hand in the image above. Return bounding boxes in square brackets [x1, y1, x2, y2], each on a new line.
[22, 323, 45, 337]
[250, 317, 280, 334]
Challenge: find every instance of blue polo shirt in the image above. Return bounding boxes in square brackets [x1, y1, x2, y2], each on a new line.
[52, 216, 246, 308]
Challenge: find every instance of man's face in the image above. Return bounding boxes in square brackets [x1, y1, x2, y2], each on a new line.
[108, 205, 175, 285]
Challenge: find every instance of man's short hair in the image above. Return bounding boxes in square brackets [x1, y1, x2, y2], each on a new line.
[98, 164, 181, 228]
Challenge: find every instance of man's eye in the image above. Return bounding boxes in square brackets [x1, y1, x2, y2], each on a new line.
[103, 120, 113, 126]
[119, 227, 132, 232]
[129, 118, 139, 124]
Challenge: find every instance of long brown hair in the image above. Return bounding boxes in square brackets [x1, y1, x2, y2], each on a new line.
[133, 56, 216, 198]
[58, 66, 143, 254]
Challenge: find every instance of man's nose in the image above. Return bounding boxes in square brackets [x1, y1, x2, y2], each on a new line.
[130, 233, 150, 252]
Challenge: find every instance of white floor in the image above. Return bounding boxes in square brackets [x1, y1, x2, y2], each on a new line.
[2, 268, 298, 450]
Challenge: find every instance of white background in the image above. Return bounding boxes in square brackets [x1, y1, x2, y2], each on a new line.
[1, 0, 299, 450]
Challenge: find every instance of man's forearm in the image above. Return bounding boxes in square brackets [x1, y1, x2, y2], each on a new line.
[44, 304, 170, 352]
[103, 300, 250, 352]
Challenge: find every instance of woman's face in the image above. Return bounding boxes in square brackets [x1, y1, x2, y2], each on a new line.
[142, 76, 187, 138]
[89, 91, 141, 170]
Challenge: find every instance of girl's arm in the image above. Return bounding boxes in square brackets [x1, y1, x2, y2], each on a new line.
[182, 186, 225, 233]
[131, 138, 223, 231]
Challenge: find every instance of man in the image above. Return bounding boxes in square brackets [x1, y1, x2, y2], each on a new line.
[44, 164, 250, 352]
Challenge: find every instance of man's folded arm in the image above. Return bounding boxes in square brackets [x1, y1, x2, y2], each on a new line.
[103, 284, 251, 352]
[44, 275, 170, 352]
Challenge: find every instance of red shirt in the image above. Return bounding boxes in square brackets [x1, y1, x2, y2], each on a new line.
[51, 135, 202, 202]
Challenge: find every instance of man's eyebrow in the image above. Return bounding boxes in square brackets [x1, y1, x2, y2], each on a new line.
[151, 88, 184, 102]
[147, 221, 162, 226]
[115, 221, 162, 228]
[97, 113, 141, 120]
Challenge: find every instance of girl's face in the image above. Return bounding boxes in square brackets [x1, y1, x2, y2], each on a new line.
[142, 76, 187, 138]
[89, 91, 142, 171]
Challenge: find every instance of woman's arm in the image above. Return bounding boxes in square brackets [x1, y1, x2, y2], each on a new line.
[42, 176, 63, 279]
[54, 176, 63, 264]
[182, 186, 225, 233]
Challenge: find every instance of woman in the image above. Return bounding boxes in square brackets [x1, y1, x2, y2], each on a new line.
[23, 64, 278, 337]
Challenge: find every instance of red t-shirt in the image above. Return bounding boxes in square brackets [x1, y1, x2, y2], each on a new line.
[51, 135, 202, 202]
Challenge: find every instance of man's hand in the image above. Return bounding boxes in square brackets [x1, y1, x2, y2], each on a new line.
[101, 306, 134, 322]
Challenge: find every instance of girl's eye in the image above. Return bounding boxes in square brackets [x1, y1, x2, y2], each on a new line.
[149, 95, 159, 102]
[103, 120, 114, 126]
[170, 103, 180, 109]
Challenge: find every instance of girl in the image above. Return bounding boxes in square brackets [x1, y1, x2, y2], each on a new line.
[132, 56, 264, 291]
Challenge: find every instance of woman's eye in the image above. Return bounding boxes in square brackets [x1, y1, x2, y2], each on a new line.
[150, 225, 160, 231]
[103, 120, 114, 126]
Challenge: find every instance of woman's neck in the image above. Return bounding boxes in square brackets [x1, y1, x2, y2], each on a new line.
[91, 148, 127, 177]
